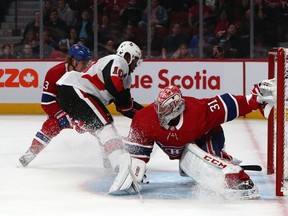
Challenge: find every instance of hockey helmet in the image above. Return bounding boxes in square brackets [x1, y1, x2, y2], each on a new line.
[154, 85, 185, 127]
[68, 44, 92, 61]
[116, 41, 142, 65]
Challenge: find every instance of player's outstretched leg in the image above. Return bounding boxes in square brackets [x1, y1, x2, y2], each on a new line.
[19, 133, 50, 167]
[248, 78, 276, 118]
[19, 118, 62, 167]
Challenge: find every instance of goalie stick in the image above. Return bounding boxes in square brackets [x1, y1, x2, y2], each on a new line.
[128, 163, 143, 202]
[240, 165, 262, 171]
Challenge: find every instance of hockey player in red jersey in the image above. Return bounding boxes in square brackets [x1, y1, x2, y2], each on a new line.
[19, 44, 92, 166]
[109, 79, 276, 199]
[56, 41, 143, 178]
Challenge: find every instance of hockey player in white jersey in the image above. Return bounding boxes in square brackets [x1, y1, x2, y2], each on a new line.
[56, 41, 143, 183]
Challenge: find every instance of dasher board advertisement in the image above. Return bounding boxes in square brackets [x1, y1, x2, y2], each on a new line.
[0, 60, 267, 104]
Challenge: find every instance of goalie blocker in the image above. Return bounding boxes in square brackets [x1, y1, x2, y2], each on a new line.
[109, 152, 146, 194]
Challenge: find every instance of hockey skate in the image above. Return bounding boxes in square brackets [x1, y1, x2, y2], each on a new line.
[250, 78, 276, 118]
[19, 149, 37, 167]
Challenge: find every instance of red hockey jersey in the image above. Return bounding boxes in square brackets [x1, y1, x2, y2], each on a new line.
[127, 93, 254, 162]
[41, 62, 68, 116]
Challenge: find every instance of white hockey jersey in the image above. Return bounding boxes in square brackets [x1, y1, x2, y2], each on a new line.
[57, 54, 131, 106]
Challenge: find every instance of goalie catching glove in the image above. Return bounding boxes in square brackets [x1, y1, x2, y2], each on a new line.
[109, 153, 147, 194]
[249, 78, 276, 118]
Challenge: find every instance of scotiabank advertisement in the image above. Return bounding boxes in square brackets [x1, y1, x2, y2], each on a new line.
[132, 61, 247, 101]
[0, 60, 268, 104]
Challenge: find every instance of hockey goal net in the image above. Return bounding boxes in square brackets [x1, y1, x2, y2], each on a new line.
[267, 47, 288, 196]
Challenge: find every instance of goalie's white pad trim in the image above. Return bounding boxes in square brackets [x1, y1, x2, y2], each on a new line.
[179, 144, 242, 189]
[109, 153, 146, 194]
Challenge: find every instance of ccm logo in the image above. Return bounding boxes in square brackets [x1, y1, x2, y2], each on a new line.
[204, 155, 227, 169]
[0, 68, 38, 88]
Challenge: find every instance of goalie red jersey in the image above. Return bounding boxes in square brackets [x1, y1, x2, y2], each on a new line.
[111, 82, 275, 196]
[127, 93, 254, 162]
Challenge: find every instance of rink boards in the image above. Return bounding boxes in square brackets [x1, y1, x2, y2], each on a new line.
[0, 59, 268, 119]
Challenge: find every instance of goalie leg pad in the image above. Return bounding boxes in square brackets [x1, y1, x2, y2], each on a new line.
[109, 153, 146, 194]
[179, 144, 259, 199]
[180, 143, 241, 188]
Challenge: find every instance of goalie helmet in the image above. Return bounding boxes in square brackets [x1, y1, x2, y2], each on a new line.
[154, 85, 185, 127]
[116, 41, 142, 65]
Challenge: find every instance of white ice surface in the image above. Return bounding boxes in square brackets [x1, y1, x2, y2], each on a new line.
[0, 115, 288, 216]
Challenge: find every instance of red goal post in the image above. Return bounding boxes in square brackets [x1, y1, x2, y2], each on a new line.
[267, 47, 288, 196]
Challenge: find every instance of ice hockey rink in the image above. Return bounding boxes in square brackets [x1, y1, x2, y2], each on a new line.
[1, 115, 288, 216]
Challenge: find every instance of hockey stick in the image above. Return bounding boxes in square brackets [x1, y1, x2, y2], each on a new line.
[128, 164, 143, 202]
[240, 165, 262, 171]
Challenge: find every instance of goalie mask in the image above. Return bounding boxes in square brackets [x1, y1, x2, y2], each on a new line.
[154, 85, 185, 127]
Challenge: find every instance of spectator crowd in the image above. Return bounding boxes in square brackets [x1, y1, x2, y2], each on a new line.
[1, 0, 288, 60]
